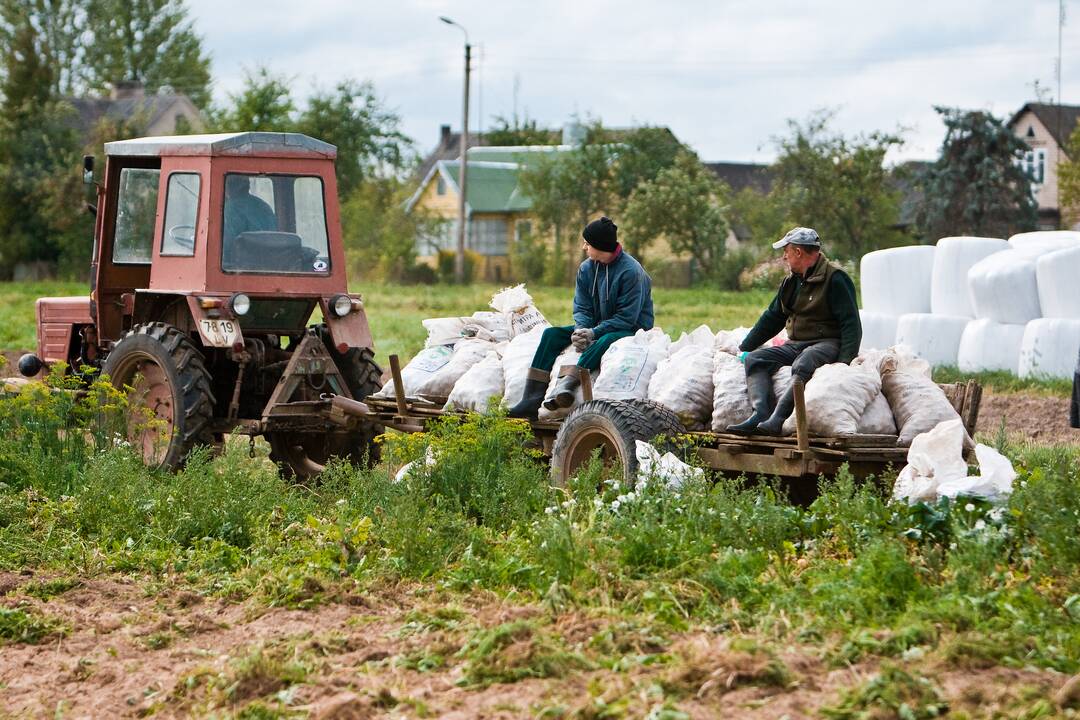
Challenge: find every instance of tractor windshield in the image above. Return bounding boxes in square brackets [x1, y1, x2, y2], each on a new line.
[221, 174, 331, 274]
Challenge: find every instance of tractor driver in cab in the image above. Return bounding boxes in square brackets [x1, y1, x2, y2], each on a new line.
[508, 216, 654, 420]
[223, 175, 277, 246]
[727, 226, 862, 436]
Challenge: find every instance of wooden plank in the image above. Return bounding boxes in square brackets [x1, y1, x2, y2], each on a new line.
[389, 355, 408, 416]
[794, 378, 809, 453]
[579, 370, 593, 403]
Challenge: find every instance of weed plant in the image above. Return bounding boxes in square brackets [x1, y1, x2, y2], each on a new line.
[1, 379, 1079, 678]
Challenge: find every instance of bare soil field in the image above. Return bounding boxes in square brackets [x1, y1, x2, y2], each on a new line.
[0, 572, 1073, 719]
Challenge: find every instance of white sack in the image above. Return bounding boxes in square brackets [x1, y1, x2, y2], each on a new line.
[892, 420, 1015, 504]
[423, 310, 511, 347]
[853, 344, 932, 379]
[635, 440, 705, 491]
[501, 326, 547, 408]
[956, 319, 1026, 374]
[860, 245, 936, 314]
[895, 314, 970, 368]
[594, 328, 671, 401]
[413, 339, 494, 399]
[373, 344, 455, 398]
[967, 249, 1046, 324]
[1018, 318, 1080, 380]
[1007, 230, 1080, 251]
[537, 347, 585, 421]
[445, 349, 505, 412]
[489, 284, 549, 338]
[930, 236, 1008, 317]
[858, 391, 897, 435]
[711, 351, 753, 432]
[714, 326, 751, 356]
[859, 310, 899, 352]
[881, 370, 971, 447]
[771, 366, 793, 405]
[781, 363, 880, 437]
[394, 447, 438, 483]
[422, 317, 469, 348]
[1036, 245, 1080, 319]
[648, 325, 715, 429]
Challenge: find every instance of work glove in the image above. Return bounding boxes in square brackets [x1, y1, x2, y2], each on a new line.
[737, 351, 749, 363]
[571, 328, 595, 352]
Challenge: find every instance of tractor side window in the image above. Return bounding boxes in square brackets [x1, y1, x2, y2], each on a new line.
[161, 173, 200, 256]
[221, 173, 331, 274]
[112, 168, 161, 264]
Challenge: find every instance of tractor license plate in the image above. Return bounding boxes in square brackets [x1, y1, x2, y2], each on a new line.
[199, 319, 239, 347]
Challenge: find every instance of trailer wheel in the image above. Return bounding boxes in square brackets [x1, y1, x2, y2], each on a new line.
[619, 399, 687, 441]
[102, 322, 215, 470]
[551, 399, 680, 487]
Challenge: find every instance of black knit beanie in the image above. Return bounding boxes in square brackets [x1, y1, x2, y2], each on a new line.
[582, 217, 618, 252]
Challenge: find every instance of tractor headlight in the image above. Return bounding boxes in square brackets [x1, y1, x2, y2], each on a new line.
[230, 293, 251, 316]
[330, 294, 353, 318]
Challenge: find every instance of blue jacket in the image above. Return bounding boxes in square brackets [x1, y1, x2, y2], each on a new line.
[572, 248, 654, 336]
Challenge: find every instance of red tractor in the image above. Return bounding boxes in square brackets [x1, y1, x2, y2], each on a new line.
[19, 132, 383, 477]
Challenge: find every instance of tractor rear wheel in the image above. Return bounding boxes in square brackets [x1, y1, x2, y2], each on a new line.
[102, 322, 215, 470]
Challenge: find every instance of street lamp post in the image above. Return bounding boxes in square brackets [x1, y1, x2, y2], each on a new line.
[440, 16, 470, 283]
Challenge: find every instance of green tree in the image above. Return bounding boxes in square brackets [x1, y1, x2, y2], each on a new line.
[606, 125, 684, 205]
[82, 0, 211, 108]
[208, 66, 296, 132]
[485, 113, 557, 146]
[916, 106, 1038, 240]
[769, 110, 905, 259]
[295, 80, 412, 195]
[1055, 124, 1080, 225]
[342, 177, 443, 281]
[622, 151, 730, 279]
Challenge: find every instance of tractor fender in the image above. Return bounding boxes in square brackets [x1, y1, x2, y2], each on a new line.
[35, 297, 93, 366]
[320, 294, 373, 352]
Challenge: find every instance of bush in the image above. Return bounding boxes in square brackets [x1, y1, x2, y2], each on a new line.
[436, 248, 481, 282]
[709, 247, 756, 290]
[738, 255, 788, 291]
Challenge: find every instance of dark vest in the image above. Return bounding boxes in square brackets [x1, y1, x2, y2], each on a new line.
[779, 254, 843, 341]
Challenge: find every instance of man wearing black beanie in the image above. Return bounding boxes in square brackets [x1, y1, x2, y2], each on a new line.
[508, 216, 654, 419]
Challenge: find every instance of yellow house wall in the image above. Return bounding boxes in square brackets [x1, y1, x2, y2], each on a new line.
[1012, 109, 1063, 214]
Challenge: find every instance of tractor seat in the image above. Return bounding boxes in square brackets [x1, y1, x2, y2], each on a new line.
[232, 231, 307, 272]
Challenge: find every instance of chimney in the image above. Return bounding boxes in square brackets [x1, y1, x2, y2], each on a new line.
[111, 80, 145, 101]
[440, 124, 452, 146]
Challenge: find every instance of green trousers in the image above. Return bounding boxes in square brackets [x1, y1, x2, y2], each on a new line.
[530, 325, 634, 372]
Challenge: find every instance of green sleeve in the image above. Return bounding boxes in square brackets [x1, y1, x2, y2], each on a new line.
[828, 271, 862, 363]
[740, 289, 788, 352]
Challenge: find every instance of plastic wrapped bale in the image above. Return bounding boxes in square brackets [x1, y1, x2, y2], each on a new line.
[859, 310, 899, 352]
[1036, 245, 1080, 319]
[781, 363, 881, 436]
[967, 249, 1047, 324]
[882, 369, 972, 448]
[1007, 230, 1080, 252]
[956, 319, 1026, 374]
[860, 246, 936, 314]
[373, 344, 455, 398]
[445, 350, 505, 412]
[647, 325, 715, 429]
[489, 284, 550, 338]
[930, 236, 1008, 317]
[710, 350, 752, 431]
[538, 346, 585, 421]
[593, 328, 672, 401]
[501, 326, 547, 408]
[1019, 318, 1080, 380]
[895, 314, 970, 368]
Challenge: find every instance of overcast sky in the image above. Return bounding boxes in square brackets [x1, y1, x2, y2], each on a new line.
[185, 0, 1079, 165]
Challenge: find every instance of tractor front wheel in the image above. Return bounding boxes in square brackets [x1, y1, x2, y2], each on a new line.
[102, 322, 215, 470]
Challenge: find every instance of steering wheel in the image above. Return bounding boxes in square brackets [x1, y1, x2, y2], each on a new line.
[167, 225, 195, 250]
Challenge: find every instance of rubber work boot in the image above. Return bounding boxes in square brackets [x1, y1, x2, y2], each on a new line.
[507, 367, 551, 419]
[543, 365, 581, 411]
[756, 385, 796, 437]
[726, 371, 773, 435]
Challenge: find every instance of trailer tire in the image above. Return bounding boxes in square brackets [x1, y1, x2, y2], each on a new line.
[619, 399, 686, 441]
[551, 399, 681, 487]
[102, 322, 215, 470]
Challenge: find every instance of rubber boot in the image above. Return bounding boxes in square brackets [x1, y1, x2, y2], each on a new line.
[507, 367, 550, 419]
[726, 371, 773, 435]
[543, 365, 581, 410]
[756, 385, 796, 437]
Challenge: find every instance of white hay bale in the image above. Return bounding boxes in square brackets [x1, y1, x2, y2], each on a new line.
[1007, 230, 1080, 252]
[1018, 318, 1080, 380]
[956, 319, 1026, 374]
[860, 245, 936, 314]
[859, 310, 899, 352]
[1035, 245, 1080, 319]
[930, 236, 1008, 317]
[895, 313, 970, 368]
[967, 249, 1043, 324]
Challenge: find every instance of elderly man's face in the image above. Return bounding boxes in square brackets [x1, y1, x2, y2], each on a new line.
[782, 244, 817, 274]
[582, 238, 610, 262]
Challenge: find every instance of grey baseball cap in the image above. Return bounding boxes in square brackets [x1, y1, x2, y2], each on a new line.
[772, 226, 821, 249]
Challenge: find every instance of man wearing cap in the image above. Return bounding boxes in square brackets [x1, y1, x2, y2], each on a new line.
[727, 227, 862, 436]
[508, 216, 654, 419]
